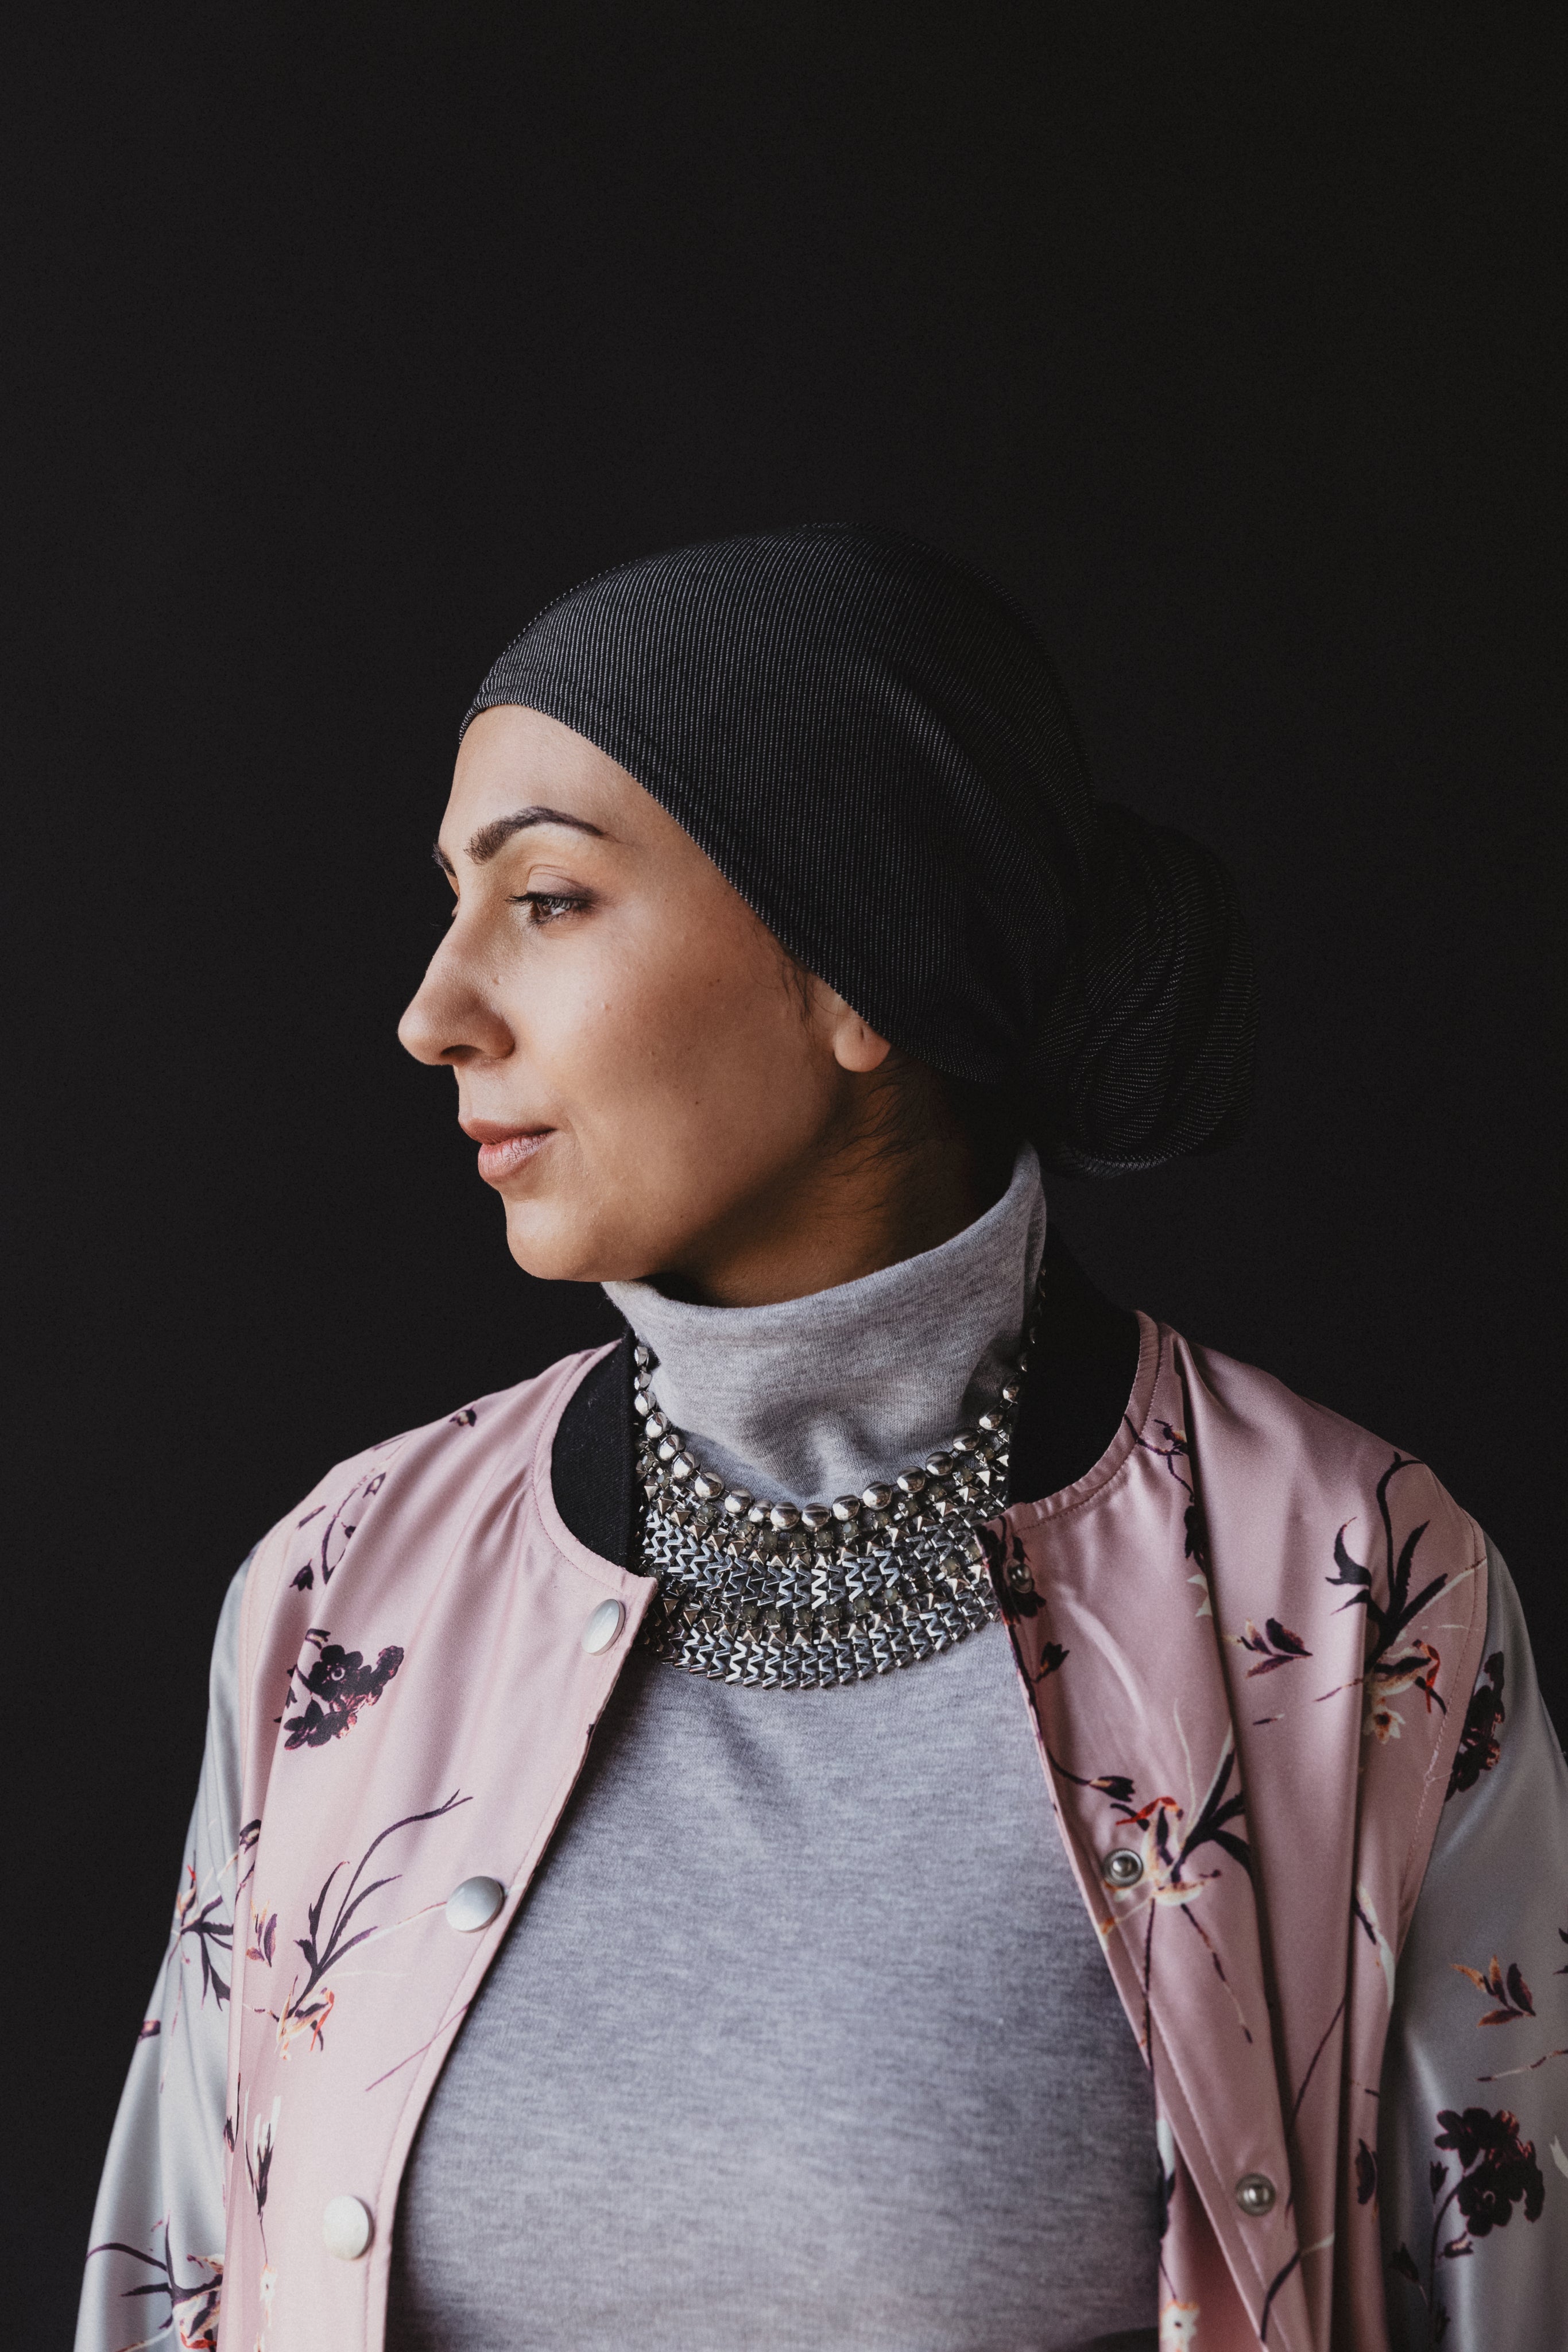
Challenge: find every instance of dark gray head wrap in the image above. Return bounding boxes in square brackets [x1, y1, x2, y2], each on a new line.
[463, 525, 1255, 1176]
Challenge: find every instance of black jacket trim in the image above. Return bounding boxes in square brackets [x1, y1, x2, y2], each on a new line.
[549, 1230, 1140, 1570]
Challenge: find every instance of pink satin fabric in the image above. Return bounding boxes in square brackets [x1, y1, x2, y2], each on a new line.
[219, 1318, 1485, 2352]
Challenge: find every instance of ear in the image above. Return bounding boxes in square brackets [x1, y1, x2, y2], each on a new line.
[823, 992, 893, 1075]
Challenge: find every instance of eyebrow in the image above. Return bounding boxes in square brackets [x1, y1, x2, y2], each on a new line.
[432, 804, 607, 872]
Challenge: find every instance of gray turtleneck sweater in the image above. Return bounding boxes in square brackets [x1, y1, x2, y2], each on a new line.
[387, 1150, 1162, 2352]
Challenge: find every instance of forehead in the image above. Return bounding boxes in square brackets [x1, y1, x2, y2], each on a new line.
[444, 705, 643, 844]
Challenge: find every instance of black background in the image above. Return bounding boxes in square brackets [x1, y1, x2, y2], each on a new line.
[3, 6, 1562, 2335]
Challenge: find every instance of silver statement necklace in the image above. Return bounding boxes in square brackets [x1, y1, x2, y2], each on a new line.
[630, 1281, 1041, 1688]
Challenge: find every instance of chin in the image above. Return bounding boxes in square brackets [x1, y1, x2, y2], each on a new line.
[502, 1198, 607, 1286]
[503, 1217, 580, 1285]
[502, 1194, 678, 1289]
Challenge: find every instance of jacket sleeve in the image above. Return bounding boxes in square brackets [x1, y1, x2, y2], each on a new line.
[75, 1561, 251, 2352]
[1380, 1538, 1568, 2349]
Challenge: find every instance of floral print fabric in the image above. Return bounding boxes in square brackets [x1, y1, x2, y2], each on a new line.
[73, 1332, 1566, 2352]
[1379, 1550, 1568, 2348]
[76, 1564, 248, 2352]
[990, 1329, 1497, 2351]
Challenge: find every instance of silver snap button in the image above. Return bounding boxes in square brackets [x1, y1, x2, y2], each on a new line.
[1236, 2172, 1277, 2216]
[322, 2194, 374, 2261]
[582, 1597, 626, 1654]
[1102, 1847, 1144, 1888]
[444, 1875, 506, 1933]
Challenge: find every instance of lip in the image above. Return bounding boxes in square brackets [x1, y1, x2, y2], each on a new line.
[462, 1121, 556, 1187]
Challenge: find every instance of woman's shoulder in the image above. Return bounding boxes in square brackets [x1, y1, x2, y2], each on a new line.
[1163, 1322, 1485, 1567]
[238, 1342, 612, 1624]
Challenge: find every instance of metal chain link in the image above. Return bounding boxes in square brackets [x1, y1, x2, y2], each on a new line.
[629, 1277, 1042, 1689]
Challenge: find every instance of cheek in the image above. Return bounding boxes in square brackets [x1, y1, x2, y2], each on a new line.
[526, 920, 825, 1175]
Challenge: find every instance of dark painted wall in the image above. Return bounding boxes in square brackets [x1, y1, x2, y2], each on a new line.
[3, 7, 1561, 2338]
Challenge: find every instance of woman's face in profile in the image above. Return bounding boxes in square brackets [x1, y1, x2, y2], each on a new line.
[398, 705, 888, 1297]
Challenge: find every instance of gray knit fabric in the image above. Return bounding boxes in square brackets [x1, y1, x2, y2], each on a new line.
[386, 1152, 1161, 2350]
[601, 1142, 1048, 1504]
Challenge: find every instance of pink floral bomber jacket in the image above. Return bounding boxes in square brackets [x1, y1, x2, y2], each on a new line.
[77, 1317, 1568, 2352]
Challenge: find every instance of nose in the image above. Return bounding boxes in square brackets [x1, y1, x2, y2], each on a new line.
[397, 932, 513, 1068]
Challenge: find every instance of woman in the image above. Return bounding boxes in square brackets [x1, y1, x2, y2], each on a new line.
[77, 528, 1566, 2352]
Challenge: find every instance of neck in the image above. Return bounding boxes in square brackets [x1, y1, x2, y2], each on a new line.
[654, 1099, 994, 1310]
[604, 1144, 1046, 1506]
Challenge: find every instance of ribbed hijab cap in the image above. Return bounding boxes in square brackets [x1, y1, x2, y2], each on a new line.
[464, 525, 1255, 1175]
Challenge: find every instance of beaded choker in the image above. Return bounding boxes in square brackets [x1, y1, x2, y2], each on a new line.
[630, 1285, 1040, 1688]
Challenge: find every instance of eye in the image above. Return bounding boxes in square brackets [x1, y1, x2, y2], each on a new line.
[509, 889, 589, 926]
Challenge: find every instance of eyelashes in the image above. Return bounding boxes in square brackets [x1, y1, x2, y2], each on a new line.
[509, 889, 590, 926]
[438, 886, 592, 930]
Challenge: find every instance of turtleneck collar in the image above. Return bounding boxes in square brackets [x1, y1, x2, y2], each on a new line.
[602, 1144, 1046, 1508]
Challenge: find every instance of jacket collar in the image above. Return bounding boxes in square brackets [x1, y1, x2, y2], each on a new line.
[549, 1228, 1141, 1564]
